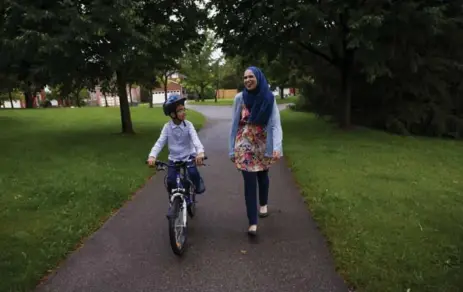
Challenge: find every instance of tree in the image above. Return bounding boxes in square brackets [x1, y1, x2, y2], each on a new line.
[157, 62, 179, 102]
[98, 76, 118, 108]
[211, 0, 463, 137]
[95, 0, 206, 132]
[218, 56, 244, 91]
[210, 0, 370, 126]
[180, 31, 217, 101]
[212, 58, 222, 103]
[91, 0, 205, 132]
[1, 0, 66, 108]
[138, 71, 160, 108]
[1, 0, 206, 133]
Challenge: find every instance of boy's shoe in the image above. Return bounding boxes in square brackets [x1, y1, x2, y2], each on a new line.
[196, 178, 206, 194]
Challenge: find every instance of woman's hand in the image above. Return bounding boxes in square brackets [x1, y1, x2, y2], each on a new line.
[272, 151, 281, 160]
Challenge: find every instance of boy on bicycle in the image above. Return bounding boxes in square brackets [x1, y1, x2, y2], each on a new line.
[147, 94, 206, 194]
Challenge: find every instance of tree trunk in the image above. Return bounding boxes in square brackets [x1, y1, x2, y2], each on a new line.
[128, 84, 133, 105]
[24, 90, 34, 108]
[163, 76, 168, 101]
[8, 90, 14, 108]
[215, 65, 219, 103]
[339, 50, 354, 129]
[75, 91, 81, 107]
[338, 9, 354, 129]
[279, 87, 284, 99]
[116, 70, 135, 134]
[149, 89, 153, 108]
[103, 93, 109, 107]
[200, 85, 205, 101]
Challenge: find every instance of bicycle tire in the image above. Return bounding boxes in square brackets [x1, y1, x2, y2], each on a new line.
[168, 196, 188, 255]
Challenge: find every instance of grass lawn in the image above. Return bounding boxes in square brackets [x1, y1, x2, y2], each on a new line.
[0, 107, 205, 292]
[186, 95, 298, 106]
[281, 110, 463, 292]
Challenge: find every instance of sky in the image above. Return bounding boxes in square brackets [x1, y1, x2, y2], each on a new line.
[211, 46, 223, 61]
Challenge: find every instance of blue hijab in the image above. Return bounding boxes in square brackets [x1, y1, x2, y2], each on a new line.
[242, 66, 275, 126]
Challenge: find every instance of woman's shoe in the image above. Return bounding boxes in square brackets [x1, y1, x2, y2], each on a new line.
[247, 225, 257, 236]
[259, 205, 269, 218]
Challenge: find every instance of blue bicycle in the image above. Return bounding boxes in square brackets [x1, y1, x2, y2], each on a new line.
[151, 157, 207, 255]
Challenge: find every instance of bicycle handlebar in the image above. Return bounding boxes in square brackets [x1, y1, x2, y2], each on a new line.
[146, 156, 208, 169]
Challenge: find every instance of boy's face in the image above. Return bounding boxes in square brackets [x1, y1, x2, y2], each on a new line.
[171, 104, 186, 120]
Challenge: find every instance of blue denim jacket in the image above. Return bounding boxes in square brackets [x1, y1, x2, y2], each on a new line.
[228, 92, 283, 158]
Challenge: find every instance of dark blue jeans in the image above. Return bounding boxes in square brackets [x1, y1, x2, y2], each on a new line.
[167, 158, 205, 194]
[241, 170, 269, 225]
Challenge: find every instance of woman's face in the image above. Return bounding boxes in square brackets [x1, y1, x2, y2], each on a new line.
[243, 69, 257, 91]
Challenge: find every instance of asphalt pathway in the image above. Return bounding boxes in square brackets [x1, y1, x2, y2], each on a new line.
[36, 105, 348, 292]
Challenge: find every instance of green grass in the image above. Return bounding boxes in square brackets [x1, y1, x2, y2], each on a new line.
[0, 107, 205, 292]
[281, 111, 463, 292]
[187, 95, 298, 106]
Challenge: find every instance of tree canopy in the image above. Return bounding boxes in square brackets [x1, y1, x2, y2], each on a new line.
[210, 0, 463, 138]
[1, 0, 206, 133]
[180, 30, 217, 100]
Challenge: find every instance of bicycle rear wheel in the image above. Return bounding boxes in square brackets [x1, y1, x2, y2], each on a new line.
[168, 196, 188, 255]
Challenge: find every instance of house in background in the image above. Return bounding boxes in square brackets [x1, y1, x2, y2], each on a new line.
[0, 99, 22, 108]
[1, 89, 47, 108]
[89, 86, 140, 107]
[152, 80, 186, 104]
[272, 87, 292, 97]
[86, 71, 187, 106]
[169, 72, 186, 82]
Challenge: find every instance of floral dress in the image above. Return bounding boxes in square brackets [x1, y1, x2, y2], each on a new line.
[234, 105, 275, 172]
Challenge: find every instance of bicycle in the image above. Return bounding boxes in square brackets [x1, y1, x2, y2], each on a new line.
[148, 156, 207, 255]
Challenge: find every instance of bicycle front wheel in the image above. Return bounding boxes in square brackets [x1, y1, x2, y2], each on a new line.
[168, 196, 188, 255]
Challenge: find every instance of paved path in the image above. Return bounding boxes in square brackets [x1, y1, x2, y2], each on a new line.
[36, 105, 348, 292]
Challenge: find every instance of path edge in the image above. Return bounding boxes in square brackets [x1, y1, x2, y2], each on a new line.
[280, 108, 355, 291]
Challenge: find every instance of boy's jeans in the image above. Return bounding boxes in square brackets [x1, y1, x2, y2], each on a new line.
[166, 156, 205, 194]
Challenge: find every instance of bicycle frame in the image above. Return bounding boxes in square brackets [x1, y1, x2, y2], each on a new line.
[158, 160, 196, 222]
[169, 163, 193, 200]
[149, 156, 207, 210]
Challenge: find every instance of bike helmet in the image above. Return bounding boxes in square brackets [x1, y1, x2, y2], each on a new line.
[163, 94, 186, 117]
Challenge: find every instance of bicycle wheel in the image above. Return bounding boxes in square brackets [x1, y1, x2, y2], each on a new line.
[168, 196, 188, 255]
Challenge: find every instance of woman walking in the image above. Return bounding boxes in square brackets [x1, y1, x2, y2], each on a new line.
[229, 66, 283, 236]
